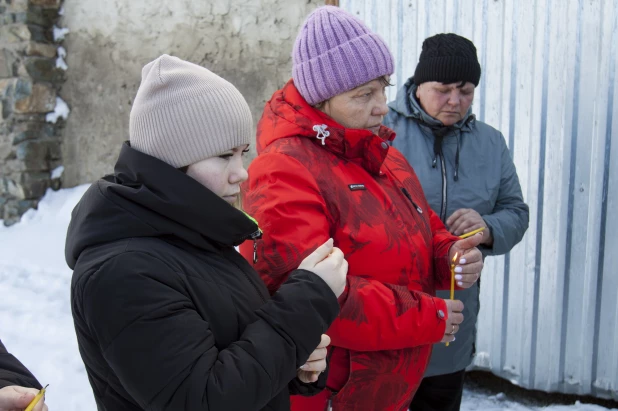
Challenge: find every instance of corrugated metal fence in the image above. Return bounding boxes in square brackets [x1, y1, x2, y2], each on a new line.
[340, 0, 618, 400]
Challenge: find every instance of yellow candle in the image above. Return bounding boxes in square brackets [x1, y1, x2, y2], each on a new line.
[25, 384, 47, 411]
[459, 226, 486, 239]
[446, 252, 458, 347]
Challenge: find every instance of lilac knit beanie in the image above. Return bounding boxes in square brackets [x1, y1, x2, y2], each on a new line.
[292, 6, 394, 105]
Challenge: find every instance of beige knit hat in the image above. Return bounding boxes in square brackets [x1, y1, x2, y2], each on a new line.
[129, 54, 253, 168]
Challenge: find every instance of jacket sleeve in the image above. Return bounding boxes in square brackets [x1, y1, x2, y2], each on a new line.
[287, 364, 328, 397]
[428, 206, 462, 291]
[481, 136, 530, 256]
[241, 153, 448, 352]
[0, 340, 42, 389]
[76, 252, 339, 411]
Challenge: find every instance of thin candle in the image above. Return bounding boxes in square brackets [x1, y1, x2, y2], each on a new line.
[446, 252, 458, 347]
[25, 384, 48, 411]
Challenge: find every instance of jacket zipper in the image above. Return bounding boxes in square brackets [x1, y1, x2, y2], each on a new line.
[438, 153, 448, 222]
[234, 228, 262, 264]
[401, 187, 423, 214]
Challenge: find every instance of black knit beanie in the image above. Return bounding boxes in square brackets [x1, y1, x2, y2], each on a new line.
[414, 33, 481, 86]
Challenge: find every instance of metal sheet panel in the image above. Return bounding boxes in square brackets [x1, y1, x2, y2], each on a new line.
[340, 0, 618, 399]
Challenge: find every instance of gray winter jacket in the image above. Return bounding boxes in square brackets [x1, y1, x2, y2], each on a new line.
[384, 78, 529, 377]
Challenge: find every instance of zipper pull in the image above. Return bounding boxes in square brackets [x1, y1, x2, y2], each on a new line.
[253, 239, 258, 264]
[401, 187, 423, 214]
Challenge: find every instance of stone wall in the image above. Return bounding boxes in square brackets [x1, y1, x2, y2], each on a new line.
[60, 0, 321, 186]
[0, 0, 66, 225]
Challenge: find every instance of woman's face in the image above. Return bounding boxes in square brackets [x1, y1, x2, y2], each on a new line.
[186, 144, 249, 205]
[318, 78, 389, 134]
[415, 81, 475, 126]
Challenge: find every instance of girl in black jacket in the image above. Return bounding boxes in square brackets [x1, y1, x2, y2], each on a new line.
[66, 55, 347, 411]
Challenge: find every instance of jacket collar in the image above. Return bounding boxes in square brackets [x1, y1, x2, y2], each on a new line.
[257, 80, 396, 176]
[66, 142, 260, 268]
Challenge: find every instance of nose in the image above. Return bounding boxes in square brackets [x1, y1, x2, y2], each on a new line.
[373, 98, 389, 117]
[230, 160, 249, 185]
[447, 90, 460, 106]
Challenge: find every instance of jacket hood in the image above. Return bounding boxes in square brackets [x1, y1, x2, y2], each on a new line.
[256, 79, 396, 176]
[388, 77, 475, 131]
[65, 142, 259, 269]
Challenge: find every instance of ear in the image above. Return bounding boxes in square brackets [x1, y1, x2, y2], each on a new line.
[415, 85, 421, 99]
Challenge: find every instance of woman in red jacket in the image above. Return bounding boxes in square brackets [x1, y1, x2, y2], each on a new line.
[240, 6, 484, 411]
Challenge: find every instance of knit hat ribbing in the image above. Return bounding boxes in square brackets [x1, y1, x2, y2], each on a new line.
[292, 6, 394, 105]
[129, 55, 253, 168]
[414, 33, 481, 86]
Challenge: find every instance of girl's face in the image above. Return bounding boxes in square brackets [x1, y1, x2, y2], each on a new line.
[186, 144, 249, 205]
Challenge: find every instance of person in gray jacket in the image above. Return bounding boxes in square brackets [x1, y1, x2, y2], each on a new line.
[384, 33, 529, 411]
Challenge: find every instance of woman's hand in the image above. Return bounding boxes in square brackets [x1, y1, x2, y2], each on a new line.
[299, 239, 348, 297]
[448, 233, 484, 288]
[440, 299, 464, 343]
[297, 334, 330, 383]
[0, 385, 47, 411]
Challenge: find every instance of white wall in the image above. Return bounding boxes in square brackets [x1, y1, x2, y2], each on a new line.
[341, 0, 618, 400]
[59, 0, 320, 185]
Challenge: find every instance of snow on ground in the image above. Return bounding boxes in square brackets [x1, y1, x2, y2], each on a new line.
[0, 185, 95, 410]
[461, 390, 615, 411]
[0, 186, 615, 411]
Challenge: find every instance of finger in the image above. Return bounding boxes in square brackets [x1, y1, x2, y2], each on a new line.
[454, 260, 482, 279]
[300, 358, 327, 372]
[446, 208, 469, 227]
[305, 347, 328, 362]
[458, 249, 482, 265]
[0, 388, 35, 408]
[441, 334, 456, 343]
[454, 232, 484, 250]
[297, 370, 313, 384]
[457, 222, 484, 237]
[457, 260, 483, 274]
[449, 209, 476, 234]
[455, 270, 481, 283]
[449, 313, 464, 324]
[322, 247, 343, 264]
[341, 258, 349, 276]
[455, 276, 479, 288]
[34, 398, 47, 411]
[302, 239, 334, 267]
[444, 324, 460, 335]
[449, 213, 473, 235]
[447, 299, 465, 312]
[317, 334, 331, 349]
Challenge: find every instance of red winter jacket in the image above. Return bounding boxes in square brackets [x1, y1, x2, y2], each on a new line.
[240, 80, 460, 411]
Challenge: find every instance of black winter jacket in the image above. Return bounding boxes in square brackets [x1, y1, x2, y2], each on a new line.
[0, 339, 41, 389]
[66, 142, 339, 410]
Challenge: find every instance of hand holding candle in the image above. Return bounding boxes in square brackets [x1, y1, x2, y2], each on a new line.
[447, 233, 484, 289]
[440, 299, 464, 344]
[24, 385, 47, 411]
